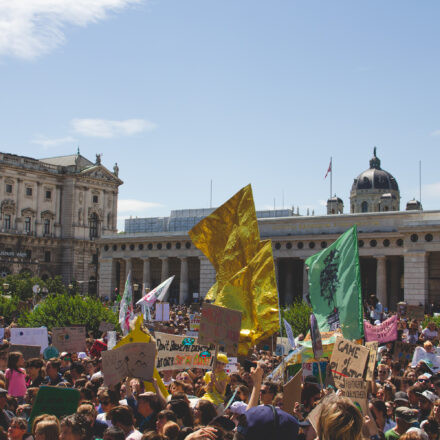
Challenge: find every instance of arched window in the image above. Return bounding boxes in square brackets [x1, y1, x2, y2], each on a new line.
[361, 201, 368, 213]
[89, 213, 99, 239]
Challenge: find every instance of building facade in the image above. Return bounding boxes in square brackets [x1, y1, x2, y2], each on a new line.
[97, 150, 440, 310]
[0, 151, 122, 292]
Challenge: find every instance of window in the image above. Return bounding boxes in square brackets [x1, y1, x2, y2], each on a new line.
[361, 201, 368, 213]
[26, 187, 33, 196]
[44, 251, 51, 262]
[89, 213, 99, 239]
[92, 254, 98, 264]
[43, 219, 50, 235]
[92, 195, 99, 204]
[5, 184, 12, 194]
[25, 217, 31, 233]
[26, 249, 32, 259]
[45, 190, 52, 200]
[4, 215, 11, 230]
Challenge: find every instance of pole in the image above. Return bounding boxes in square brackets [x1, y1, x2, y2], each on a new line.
[419, 160, 422, 207]
[210, 180, 213, 208]
[274, 259, 285, 380]
[330, 156, 333, 199]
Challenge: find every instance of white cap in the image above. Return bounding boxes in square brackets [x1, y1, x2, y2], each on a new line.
[230, 401, 247, 415]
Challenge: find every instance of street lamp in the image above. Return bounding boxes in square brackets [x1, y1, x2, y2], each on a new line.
[68, 283, 73, 295]
[2, 283, 11, 299]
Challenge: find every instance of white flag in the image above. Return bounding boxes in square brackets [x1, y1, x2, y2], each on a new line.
[283, 318, 296, 349]
[119, 271, 134, 335]
[136, 276, 175, 306]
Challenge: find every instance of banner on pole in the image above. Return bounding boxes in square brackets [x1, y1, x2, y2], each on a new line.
[364, 315, 398, 343]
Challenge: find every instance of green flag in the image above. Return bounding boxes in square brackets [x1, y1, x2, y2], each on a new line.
[305, 225, 363, 340]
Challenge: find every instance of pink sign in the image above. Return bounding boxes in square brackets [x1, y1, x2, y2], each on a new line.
[364, 315, 398, 343]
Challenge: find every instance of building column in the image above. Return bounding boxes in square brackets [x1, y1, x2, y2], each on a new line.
[15, 178, 22, 232]
[404, 252, 428, 307]
[285, 260, 294, 305]
[35, 182, 41, 235]
[302, 259, 309, 302]
[142, 258, 151, 292]
[161, 257, 169, 282]
[199, 256, 216, 298]
[98, 258, 113, 298]
[376, 256, 387, 308]
[179, 257, 189, 304]
[125, 258, 132, 280]
[390, 257, 401, 311]
[112, 191, 118, 230]
[274, 258, 280, 286]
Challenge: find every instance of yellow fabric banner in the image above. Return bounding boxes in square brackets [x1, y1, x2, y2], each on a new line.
[189, 185, 279, 354]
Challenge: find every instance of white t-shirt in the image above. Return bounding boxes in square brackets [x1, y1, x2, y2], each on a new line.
[96, 412, 112, 427]
[126, 430, 142, 440]
[422, 328, 438, 340]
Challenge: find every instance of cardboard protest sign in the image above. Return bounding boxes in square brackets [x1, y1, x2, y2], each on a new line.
[364, 341, 378, 382]
[283, 368, 302, 415]
[393, 341, 415, 367]
[99, 322, 115, 332]
[411, 346, 440, 372]
[10, 344, 41, 360]
[29, 386, 80, 426]
[52, 327, 86, 353]
[307, 400, 324, 432]
[225, 357, 238, 374]
[406, 305, 425, 321]
[189, 314, 201, 332]
[303, 361, 327, 383]
[397, 302, 407, 318]
[155, 303, 170, 322]
[199, 303, 242, 354]
[155, 332, 215, 371]
[10, 328, 48, 353]
[329, 336, 369, 389]
[102, 342, 157, 386]
[364, 315, 398, 343]
[344, 378, 369, 415]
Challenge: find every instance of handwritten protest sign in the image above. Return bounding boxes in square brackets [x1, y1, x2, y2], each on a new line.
[189, 314, 201, 332]
[411, 346, 440, 372]
[10, 328, 48, 352]
[364, 341, 378, 381]
[283, 368, 302, 415]
[393, 342, 415, 367]
[329, 336, 369, 389]
[99, 322, 115, 332]
[29, 386, 80, 427]
[199, 303, 242, 355]
[155, 332, 214, 371]
[407, 305, 425, 321]
[102, 342, 157, 386]
[364, 315, 398, 343]
[10, 344, 41, 360]
[52, 327, 86, 353]
[225, 357, 239, 374]
[344, 378, 368, 415]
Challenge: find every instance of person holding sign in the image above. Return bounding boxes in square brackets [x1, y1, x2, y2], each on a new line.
[201, 353, 230, 409]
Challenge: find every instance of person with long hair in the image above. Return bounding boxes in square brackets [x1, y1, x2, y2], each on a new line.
[25, 358, 45, 388]
[193, 400, 217, 426]
[5, 353, 26, 404]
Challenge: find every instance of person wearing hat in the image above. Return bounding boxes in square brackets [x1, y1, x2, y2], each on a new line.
[394, 391, 410, 407]
[416, 390, 439, 422]
[201, 353, 230, 409]
[385, 407, 418, 440]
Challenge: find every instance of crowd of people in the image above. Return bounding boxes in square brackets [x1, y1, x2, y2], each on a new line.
[0, 299, 437, 440]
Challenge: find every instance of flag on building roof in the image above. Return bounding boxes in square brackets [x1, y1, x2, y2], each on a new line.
[324, 158, 332, 179]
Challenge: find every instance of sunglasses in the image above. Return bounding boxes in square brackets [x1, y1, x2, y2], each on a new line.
[418, 379, 429, 383]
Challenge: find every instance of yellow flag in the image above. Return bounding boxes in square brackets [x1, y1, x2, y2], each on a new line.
[189, 185, 279, 354]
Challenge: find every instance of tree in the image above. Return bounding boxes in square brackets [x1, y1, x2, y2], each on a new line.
[282, 300, 313, 337]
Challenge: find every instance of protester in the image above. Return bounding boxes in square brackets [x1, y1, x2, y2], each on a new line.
[5, 353, 26, 404]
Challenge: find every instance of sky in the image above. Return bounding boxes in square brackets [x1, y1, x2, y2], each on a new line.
[1, 0, 440, 231]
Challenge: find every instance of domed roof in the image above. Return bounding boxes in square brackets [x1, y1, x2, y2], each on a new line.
[351, 148, 399, 192]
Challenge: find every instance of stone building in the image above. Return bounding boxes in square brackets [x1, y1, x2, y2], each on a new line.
[0, 151, 122, 292]
[97, 150, 440, 309]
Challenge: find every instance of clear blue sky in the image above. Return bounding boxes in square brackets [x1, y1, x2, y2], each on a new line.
[1, 1, 440, 230]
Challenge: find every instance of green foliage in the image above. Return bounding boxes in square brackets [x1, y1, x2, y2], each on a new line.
[282, 300, 313, 337]
[0, 296, 20, 323]
[0, 273, 67, 299]
[18, 294, 119, 336]
[423, 315, 440, 329]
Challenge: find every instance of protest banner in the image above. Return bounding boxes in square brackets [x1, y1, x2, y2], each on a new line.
[364, 315, 398, 343]
[102, 342, 157, 386]
[329, 336, 369, 389]
[198, 303, 242, 355]
[411, 346, 440, 372]
[189, 314, 201, 332]
[155, 303, 170, 322]
[283, 368, 302, 415]
[52, 327, 86, 353]
[10, 327, 48, 352]
[406, 305, 425, 321]
[364, 341, 378, 381]
[225, 357, 238, 374]
[344, 378, 369, 415]
[29, 386, 80, 426]
[10, 344, 41, 360]
[155, 332, 214, 371]
[99, 322, 115, 332]
[303, 361, 327, 383]
[393, 342, 415, 367]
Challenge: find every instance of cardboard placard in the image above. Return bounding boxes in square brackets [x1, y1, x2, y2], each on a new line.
[155, 303, 170, 322]
[393, 341, 415, 367]
[29, 386, 80, 426]
[364, 342, 378, 381]
[10, 328, 48, 353]
[10, 344, 41, 360]
[283, 368, 302, 415]
[189, 314, 201, 332]
[329, 336, 369, 389]
[307, 400, 323, 432]
[364, 315, 398, 343]
[344, 377, 368, 415]
[406, 305, 425, 321]
[52, 327, 86, 353]
[199, 303, 242, 355]
[102, 342, 157, 386]
[225, 357, 239, 374]
[99, 322, 115, 332]
[155, 332, 215, 371]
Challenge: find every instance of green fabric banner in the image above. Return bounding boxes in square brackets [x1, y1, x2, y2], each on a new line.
[305, 225, 363, 340]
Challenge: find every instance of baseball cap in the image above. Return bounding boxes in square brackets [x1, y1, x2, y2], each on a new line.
[240, 405, 299, 440]
[395, 407, 418, 424]
[217, 353, 229, 364]
[416, 390, 439, 403]
[394, 391, 409, 405]
[230, 401, 247, 415]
